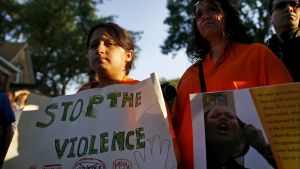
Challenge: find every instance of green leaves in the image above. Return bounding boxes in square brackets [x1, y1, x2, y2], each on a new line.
[1, 0, 111, 96]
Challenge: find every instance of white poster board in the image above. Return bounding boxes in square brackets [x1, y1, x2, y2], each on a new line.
[190, 83, 300, 169]
[3, 73, 177, 169]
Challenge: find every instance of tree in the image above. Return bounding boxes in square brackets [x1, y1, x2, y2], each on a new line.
[0, 0, 21, 41]
[21, 0, 111, 96]
[1, 0, 141, 96]
[161, 0, 271, 56]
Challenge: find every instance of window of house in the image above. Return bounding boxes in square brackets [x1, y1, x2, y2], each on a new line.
[16, 64, 24, 83]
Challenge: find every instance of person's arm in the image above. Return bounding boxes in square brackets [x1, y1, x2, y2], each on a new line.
[0, 94, 16, 167]
[2, 124, 14, 157]
[243, 124, 278, 169]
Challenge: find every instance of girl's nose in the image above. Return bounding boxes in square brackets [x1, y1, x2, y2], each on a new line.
[202, 15, 210, 21]
[97, 41, 105, 54]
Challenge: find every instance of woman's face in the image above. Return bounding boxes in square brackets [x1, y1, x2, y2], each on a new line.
[205, 106, 241, 146]
[88, 28, 133, 79]
[195, 0, 225, 42]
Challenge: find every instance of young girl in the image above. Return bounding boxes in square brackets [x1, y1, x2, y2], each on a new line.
[79, 22, 180, 165]
[79, 22, 138, 91]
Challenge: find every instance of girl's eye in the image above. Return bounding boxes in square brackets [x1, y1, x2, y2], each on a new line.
[89, 42, 99, 49]
[209, 112, 221, 118]
[196, 12, 203, 19]
[224, 112, 234, 119]
[104, 39, 117, 47]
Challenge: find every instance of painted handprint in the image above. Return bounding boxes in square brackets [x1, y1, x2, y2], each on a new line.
[134, 135, 177, 169]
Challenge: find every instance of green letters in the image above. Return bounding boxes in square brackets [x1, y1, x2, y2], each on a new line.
[122, 92, 134, 107]
[111, 131, 125, 151]
[53, 127, 146, 159]
[61, 102, 73, 121]
[135, 91, 142, 107]
[100, 132, 109, 153]
[55, 138, 69, 159]
[107, 92, 121, 107]
[126, 131, 134, 150]
[70, 99, 83, 121]
[88, 135, 98, 155]
[36, 103, 58, 128]
[77, 137, 88, 157]
[67, 137, 77, 158]
[85, 95, 104, 117]
[136, 127, 145, 149]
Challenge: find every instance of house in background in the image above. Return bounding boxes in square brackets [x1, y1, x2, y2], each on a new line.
[0, 42, 35, 91]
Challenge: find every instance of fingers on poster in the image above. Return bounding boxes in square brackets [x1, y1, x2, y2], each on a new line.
[134, 135, 176, 169]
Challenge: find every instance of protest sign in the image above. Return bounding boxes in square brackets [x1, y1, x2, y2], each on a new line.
[190, 82, 300, 169]
[3, 73, 177, 169]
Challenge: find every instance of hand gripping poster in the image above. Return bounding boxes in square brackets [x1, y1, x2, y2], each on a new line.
[190, 82, 300, 169]
[3, 73, 177, 169]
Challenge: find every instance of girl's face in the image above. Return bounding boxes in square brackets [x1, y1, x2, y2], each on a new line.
[205, 106, 241, 146]
[195, 0, 225, 42]
[88, 28, 133, 79]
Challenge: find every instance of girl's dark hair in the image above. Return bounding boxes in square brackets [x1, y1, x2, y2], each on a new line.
[186, 0, 252, 63]
[86, 22, 135, 75]
[268, 0, 274, 14]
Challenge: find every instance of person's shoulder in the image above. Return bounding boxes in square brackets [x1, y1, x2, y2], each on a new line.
[180, 63, 198, 81]
[291, 28, 300, 39]
[176, 63, 198, 91]
[0, 92, 9, 102]
[288, 30, 300, 44]
[77, 81, 99, 93]
[235, 43, 273, 56]
[122, 76, 139, 84]
[235, 42, 268, 49]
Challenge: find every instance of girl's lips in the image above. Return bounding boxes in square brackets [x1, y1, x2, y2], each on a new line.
[202, 21, 214, 28]
[95, 55, 106, 63]
[216, 122, 229, 131]
[95, 57, 100, 63]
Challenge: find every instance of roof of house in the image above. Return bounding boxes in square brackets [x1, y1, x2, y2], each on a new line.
[0, 42, 28, 62]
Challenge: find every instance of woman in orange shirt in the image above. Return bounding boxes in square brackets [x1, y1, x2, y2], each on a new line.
[172, 0, 293, 168]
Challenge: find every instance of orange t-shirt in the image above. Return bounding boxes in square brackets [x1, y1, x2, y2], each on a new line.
[173, 43, 293, 169]
[77, 76, 139, 92]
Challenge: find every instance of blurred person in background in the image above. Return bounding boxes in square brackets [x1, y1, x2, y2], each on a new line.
[267, 0, 300, 82]
[6, 90, 22, 131]
[0, 72, 15, 167]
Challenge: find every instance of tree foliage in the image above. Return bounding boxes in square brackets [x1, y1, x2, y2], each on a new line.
[1, 0, 141, 96]
[1, 0, 110, 96]
[161, 0, 271, 56]
[0, 0, 21, 41]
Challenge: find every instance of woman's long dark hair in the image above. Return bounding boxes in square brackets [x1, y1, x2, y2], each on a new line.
[186, 0, 252, 63]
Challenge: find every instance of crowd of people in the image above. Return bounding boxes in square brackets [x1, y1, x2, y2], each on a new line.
[1, 0, 299, 168]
